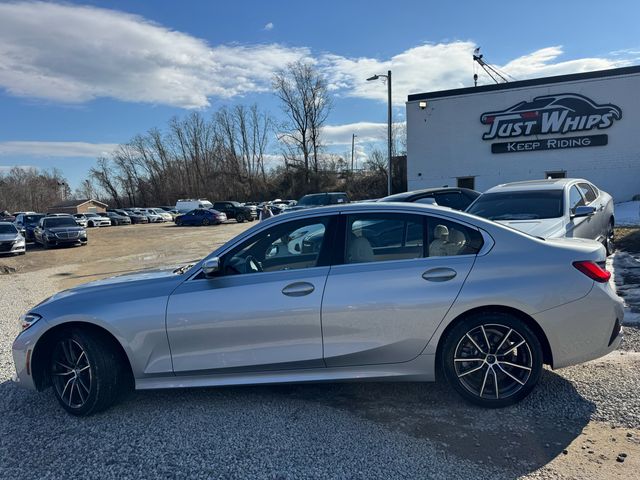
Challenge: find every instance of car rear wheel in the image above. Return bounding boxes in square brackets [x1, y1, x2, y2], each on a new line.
[605, 219, 615, 256]
[49, 329, 126, 416]
[441, 312, 543, 408]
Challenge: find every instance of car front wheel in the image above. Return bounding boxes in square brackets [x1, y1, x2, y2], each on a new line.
[441, 312, 543, 408]
[49, 329, 126, 416]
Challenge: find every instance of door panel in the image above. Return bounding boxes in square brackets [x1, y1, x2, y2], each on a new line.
[166, 267, 329, 374]
[322, 256, 475, 367]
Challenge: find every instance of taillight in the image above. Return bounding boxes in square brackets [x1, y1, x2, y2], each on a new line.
[572, 261, 611, 283]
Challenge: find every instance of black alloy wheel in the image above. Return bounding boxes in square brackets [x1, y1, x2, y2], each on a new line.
[441, 312, 543, 408]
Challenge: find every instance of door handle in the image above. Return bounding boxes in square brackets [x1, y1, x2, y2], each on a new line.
[282, 282, 315, 297]
[422, 268, 457, 282]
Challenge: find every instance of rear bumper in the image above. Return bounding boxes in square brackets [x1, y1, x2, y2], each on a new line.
[534, 283, 624, 369]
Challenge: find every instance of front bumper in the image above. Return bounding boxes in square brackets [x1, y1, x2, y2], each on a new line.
[11, 320, 45, 391]
[534, 282, 624, 369]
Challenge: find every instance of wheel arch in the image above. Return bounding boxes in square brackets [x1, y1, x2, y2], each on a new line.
[31, 321, 134, 391]
[434, 305, 554, 373]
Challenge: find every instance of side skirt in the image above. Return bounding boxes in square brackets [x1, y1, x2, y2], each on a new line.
[136, 354, 435, 390]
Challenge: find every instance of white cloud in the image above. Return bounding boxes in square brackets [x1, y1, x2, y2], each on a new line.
[0, 2, 308, 108]
[323, 122, 393, 145]
[0, 3, 632, 110]
[322, 42, 627, 105]
[0, 141, 119, 158]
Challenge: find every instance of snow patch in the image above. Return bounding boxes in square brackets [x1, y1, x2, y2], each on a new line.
[608, 251, 640, 325]
[615, 201, 640, 227]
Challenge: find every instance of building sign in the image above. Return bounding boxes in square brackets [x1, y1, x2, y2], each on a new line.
[480, 93, 621, 153]
[491, 134, 608, 154]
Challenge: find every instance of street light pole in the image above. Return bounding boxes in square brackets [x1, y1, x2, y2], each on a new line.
[351, 133, 357, 172]
[367, 70, 393, 195]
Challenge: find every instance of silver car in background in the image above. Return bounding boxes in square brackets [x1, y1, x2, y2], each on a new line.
[466, 178, 615, 254]
[12, 203, 623, 416]
[0, 222, 26, 255]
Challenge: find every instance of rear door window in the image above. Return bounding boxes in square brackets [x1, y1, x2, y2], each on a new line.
[345, 213, 424, 264]
[577, 183, 597, 204]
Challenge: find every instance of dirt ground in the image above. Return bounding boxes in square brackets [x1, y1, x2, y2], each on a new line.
[616, 227, 640, 254]
[0, 221, 253, 288]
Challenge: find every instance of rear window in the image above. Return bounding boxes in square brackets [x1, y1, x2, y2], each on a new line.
[467, 190, 563, 220]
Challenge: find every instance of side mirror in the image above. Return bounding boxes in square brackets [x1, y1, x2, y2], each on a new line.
[202, 257, 221, 277]
[572, 205, 595, 218]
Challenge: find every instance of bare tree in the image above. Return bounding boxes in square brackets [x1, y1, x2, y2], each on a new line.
[272, 61, 331, 185]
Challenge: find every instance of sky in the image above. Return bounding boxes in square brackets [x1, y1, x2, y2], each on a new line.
[1, 0, 640, 189]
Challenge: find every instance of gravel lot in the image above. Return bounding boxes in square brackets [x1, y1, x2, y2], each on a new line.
[1, 224, 639, 479]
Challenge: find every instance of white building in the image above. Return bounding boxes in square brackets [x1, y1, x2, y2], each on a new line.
[406, 66, 640, 201]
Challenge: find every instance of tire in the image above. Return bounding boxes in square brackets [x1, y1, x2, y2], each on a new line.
[201, 218, 210, 226]
[605, 219, 615, 256]
[440, 312, 543, 408]
[236, 214, 245, 223]
[248, 217, 254, 222]
[49, 328, 128, 416]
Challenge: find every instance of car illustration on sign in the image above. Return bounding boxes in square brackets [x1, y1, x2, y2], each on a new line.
[480, 93, 622, 140]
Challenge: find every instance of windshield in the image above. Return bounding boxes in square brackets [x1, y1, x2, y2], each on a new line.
[297, 194, 326, 206]
[467, 190, 564, 220]
[24, 214, 44, 225]
[43, 217, 77, 227]
[85, 213, 99, 217]
[0, 224, 18, 234]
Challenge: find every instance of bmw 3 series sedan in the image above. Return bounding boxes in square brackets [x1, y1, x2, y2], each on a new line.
[12, 203, 623, 416]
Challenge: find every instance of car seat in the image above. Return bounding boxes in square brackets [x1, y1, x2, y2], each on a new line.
[347, 234, 375, 263]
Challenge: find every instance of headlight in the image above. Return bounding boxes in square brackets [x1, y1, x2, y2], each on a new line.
[20, 313, 41, 331]
[15, 238, 25, 246]
[80, 229, 87, 235]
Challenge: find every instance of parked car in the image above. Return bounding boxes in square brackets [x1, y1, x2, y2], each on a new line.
[74, 213, 110, 228]
[286, 192, 350, 212]
[175, 199, 213, 213]
[0, 222, 26, 255]
[379, 187, 481, 211]
[111, 209, 148, 224]
[12, 202, 623, 415]
[212, 201, 255, 222]
[34, 215, 87, 248]
[175, 209, 226, 226]
[150, 208, 173, 222]
[1, 210, 16, 222]
[139, 208, 164, 223]
[72, 215, 88, 228]
[466, 178, 615, 254]
[99, 211, 131, 226]
[14, 213, 45, 242]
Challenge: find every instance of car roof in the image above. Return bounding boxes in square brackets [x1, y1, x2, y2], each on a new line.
[380, 187, 477, 201]
[485, 178, 589, 193]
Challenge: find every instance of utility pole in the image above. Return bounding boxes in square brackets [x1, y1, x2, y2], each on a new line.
[351, 133, 357, 172]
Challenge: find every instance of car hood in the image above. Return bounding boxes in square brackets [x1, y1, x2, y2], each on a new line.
[34, 265, 192, 311]
[495, 217, 565, 238]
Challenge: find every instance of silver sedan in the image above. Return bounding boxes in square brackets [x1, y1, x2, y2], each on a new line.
[12, 203, 623, 415]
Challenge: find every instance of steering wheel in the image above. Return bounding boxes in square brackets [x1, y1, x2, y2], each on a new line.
[245, 255, 263, 273]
